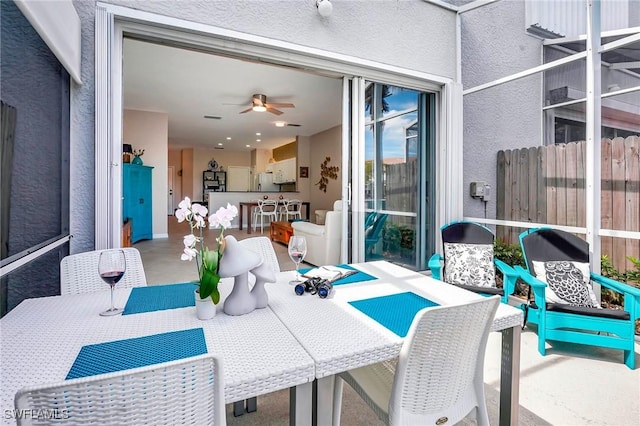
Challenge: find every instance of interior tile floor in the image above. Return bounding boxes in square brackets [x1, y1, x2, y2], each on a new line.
[135, 218, 640, 425]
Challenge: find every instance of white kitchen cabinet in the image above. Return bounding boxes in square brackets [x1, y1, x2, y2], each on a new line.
[273, 158, 296, 183]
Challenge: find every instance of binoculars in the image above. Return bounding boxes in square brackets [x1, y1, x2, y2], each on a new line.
[294, 277, 333, 299]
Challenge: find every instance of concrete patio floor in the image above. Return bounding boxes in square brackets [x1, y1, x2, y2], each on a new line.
[136, 221, 640, 425]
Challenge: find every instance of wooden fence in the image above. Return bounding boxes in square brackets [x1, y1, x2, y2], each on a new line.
[497, 136, 640, 271]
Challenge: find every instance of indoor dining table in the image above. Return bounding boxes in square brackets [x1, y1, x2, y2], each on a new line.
[238, 200, 311, 234]
[0, 283, 314, 426]
[268, 261, 524, 426]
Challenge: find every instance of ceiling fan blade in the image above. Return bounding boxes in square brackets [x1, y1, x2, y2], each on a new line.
[239, 107, 253, 114]
[266, 107, 283, 115]
[265, 102, 295, 108]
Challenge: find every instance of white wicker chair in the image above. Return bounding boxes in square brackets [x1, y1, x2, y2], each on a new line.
[60, 248, 147, 295]
[14, 354, 226, 426]
[335, 296, 500, 426]
[239, 236, 281, 273]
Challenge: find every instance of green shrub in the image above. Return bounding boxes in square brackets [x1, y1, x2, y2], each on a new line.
[494, 240, 525, 268]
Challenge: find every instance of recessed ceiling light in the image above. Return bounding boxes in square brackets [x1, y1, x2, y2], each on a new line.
[275, 121, 286, 127]
[256, 139, 261, 142]
[246, 144, 251, 148]
[217, 143, 223, 146]
[256, 132, 261, 136]
[226, 137, 232, 140]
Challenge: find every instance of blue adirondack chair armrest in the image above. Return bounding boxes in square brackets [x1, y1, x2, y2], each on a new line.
[514, 265, 548, 311]
[494, 259, 518, 296]
[428, 253, 443, 280]
[591, 272, 640, 319]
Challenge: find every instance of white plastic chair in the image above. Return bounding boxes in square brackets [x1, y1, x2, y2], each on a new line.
[239, 236, 281, 273]
[60, 248, 147, 295]
[281, 199, 302, 221]
[253, 200, 278, 233]
[277, 199, 290, 221]
[15, 353, 226, 426]
[335, 296, 500, 426]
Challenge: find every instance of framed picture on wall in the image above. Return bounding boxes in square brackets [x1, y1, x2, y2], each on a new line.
[300, 166, 309, 178]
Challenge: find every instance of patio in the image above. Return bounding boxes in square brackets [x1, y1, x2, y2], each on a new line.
[136, 222, 640, 425]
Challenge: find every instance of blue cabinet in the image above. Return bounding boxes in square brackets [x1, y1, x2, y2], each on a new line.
[123, 164, 153, 243]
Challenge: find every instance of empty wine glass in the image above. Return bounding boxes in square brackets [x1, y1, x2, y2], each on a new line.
[288, 236, 307, 285]
[98, 249, 126, 316]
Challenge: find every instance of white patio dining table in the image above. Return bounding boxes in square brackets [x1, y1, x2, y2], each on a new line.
[0, 283, 315, 426]
[268, 261, 524, 426]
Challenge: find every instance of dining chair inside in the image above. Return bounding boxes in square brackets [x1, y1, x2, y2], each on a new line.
[253, 200, 278, 233]
[60, 247, 147, 295]
[14, 354, 226, 426]
[277, 199, 290, 221]
[335, 296, 500, 426]
[282, 199, 302, 221]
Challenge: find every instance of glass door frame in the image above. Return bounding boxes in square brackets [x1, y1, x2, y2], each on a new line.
[345, 79, 438, 269]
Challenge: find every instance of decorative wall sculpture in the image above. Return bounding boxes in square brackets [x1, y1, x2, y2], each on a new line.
[315, 157, 339, 193]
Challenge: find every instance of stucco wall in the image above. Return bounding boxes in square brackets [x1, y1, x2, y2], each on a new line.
[69, 0, 457, 251]
[460, 0, 543, 221]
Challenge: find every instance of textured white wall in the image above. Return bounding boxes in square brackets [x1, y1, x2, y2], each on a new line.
[70, 0, 457, 251]
[460, 0, 543, 221]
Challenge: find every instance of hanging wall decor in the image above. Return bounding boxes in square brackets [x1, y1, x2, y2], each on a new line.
[315, 156, 339, 193]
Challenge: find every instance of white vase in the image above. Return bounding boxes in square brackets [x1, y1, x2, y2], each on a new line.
[195, 291, 217, 320]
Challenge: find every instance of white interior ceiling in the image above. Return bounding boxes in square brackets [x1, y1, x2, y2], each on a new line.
[123, 38, 343, 152]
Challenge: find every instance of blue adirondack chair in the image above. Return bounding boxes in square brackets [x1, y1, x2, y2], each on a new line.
[365, 213, 388, 257]
[428, 221, 518, 304]
[516, 227, 639, 369]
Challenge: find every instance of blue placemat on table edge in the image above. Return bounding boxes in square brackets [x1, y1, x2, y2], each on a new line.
[123, 283, 198, 315]
[300, 264, 377, 286]
[66, 328, 207, 380]
[349, 292, 439, 337]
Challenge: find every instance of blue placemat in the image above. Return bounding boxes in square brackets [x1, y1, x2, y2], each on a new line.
[66, 328, 207, 380]
[300, 264, 377, 286]
[349, 292, 439, 337]
[123, 283, 198, 315]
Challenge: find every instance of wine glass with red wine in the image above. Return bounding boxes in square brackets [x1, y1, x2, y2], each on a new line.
[288, 236, 307, 285]
[98, 249, 126, 316]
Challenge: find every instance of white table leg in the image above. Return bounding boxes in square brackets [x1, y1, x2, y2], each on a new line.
[290, 382, 313, 426]
[499, 325, 521, 426]
[314, 376, 336, 426]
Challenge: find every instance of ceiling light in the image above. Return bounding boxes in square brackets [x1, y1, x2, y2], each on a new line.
[217, 143, 223, 146]
[256, 139, 261, 142]
[226, 137, 231, 140]
[246, 144, 251, 148]
[275, 121, 286, 127]
[256, 132, 261, 136]
[252, 105, 267, 112]
[316, 0, 332, 17]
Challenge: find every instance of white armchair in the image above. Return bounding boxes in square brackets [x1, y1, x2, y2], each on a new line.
[291, 200, 342, 266]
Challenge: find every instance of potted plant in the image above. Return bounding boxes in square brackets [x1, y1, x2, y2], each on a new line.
[175, 197, 237, 319]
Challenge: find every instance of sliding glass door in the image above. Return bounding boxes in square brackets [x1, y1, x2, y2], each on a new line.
[348, 79, 436, 270]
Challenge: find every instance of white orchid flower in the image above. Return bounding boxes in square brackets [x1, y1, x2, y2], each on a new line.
[194, 214, 206, 229]
[192, 203, 208, 217]
[183, 234, 197, 249]
[178, 197, 192, 210]
[181, 246, 198, 261]
[175, 208, 189, 223]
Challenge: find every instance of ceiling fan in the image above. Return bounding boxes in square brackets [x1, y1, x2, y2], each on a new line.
[239, 94, 295, 116]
